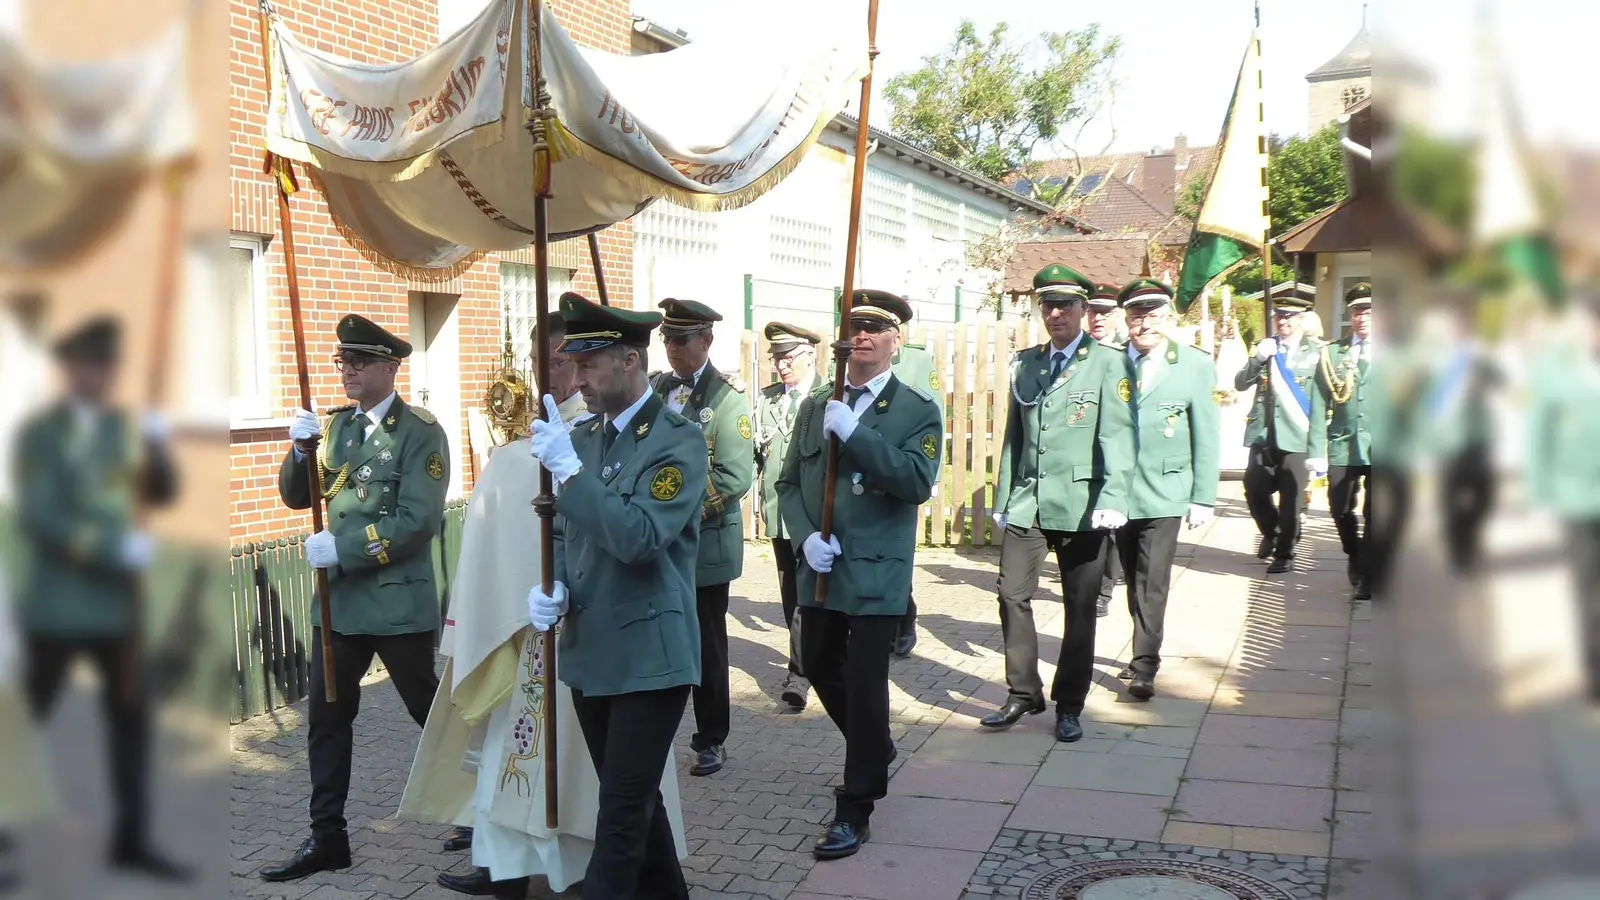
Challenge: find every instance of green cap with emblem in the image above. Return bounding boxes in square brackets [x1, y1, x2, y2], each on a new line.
[1117, 278, 1174, 310]
[1032, 264, 1094, 302]
[52, 315, 120, 363]
[1344, 282, 1372, 310]
[337, 313, 412, 361]
[764, 321, 822, 356]
[1088, 283, 1120, 310]
[658, 298, 723, 336]
[559, 291, 663, 353]
[850, 288, 913, 326]
[1264, 282, 1317, 311]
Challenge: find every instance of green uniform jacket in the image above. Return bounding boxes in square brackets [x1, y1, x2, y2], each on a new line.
[777, 375, 941, 617]
[1421, 348, 1500, 459]
[652, 364, 754, 587]
[1312, 337, 1373, 466]
[1123, 340, 1221, 520]
[1234, 337, 1328, 454]
[753, 377, 814, 540]
[554, 393, 707, 696]
[994, 339, 1135, 531]
[12, 405, 177, 637]
[891, 344, 945, 428]
[279, 397, 449, 637]
[1525, 346, 1600, 520]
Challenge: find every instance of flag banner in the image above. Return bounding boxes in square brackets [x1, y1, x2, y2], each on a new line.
[1176, 28, 1269, 312]
[263, 0, 867, 280]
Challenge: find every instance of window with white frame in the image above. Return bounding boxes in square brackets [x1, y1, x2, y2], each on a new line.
[768, 215, 834, 279]
[864, 168, 908, 249]
[635, 200, 720, 260]
[229, 234, 272, 423]
[912, 185, 962, 241]
[964, 207, 1004, 240]
[500, 261, 574, 365]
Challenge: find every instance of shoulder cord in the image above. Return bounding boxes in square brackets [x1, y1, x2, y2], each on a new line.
[1320, 346, 1357, 406]
[1009, 352, 1047, 408]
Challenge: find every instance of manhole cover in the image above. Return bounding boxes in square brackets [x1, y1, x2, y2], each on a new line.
[1025, 859, 1296, 900]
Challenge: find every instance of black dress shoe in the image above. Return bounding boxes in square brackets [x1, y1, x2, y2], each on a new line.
[438, 866, 531, 898]
[1096, 595, 1110, 618]
[1257, 536, 1273, 559]
[1353, 580, 1372, 601]
[691, 744, 725, 776]
[893, 629, 917, 657]
[444, 825, 474, 852]
[259, 834, 352, 882]
[1055, 710, 1083, 743]
[1116, 665, 1135, 680]
[812, 821, 868, 860]
[1127, 673, 1156, 701]
[980, 698, 1047, 730]
[1267, 557, 1291, 574]
[110, 845, 194, 882]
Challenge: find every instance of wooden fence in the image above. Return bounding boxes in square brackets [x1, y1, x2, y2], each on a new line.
[733, 316, 1055, 550]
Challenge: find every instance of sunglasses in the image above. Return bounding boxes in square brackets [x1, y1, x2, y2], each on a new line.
[850, 319, 896, 335]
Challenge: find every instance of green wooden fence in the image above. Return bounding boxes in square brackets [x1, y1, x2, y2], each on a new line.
[228, 499, 469, 723]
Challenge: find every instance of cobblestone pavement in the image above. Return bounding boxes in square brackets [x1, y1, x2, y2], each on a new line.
[231, 483, 1389, 900]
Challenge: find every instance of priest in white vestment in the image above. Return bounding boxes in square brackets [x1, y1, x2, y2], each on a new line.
[399, 321, 684, 897]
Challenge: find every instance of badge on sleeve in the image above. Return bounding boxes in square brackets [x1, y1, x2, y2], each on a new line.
[921, 433, 939, 460]
[427, 452, 445, 480]
[699, 407, 714, 424]
[929, 371, 942, 392]
[1117, 378, 1132, 403]
[737, 414, 753, 440]
[650, 466, 684, 501]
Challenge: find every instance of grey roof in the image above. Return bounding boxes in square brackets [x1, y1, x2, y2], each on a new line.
[1307, 26, 1371, 81]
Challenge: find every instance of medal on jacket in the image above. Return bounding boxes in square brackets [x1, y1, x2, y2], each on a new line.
[851, 472, 864, 495]
[356, 485, 369, 501]
[1165, 414, 1178, 438]
[379, 449, 392, 463]
[356, 465, 372, 482]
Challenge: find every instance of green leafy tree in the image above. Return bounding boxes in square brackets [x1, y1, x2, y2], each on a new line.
[1267, 125, 1346, 232]
[883, 20, 1121, 183]
[1391, 128, 1474, 232]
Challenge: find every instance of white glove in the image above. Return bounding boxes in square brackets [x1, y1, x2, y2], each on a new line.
[530, 395, 582, 484]
[527, 581, 570, 632]
[142, 411, 171, 443]
[305, 530, 339, 569]
[1187, 504, 1213, 530]
[993, 512, 1006, 530]
[822, 399, 859, 443]
[1255, 338, 1279, 361]
[802, 532, 842, 573]
[119, 531, 155, 570]
[1091, 510, 1128, 531]
[1305, 458, 1328, 479]
[289, 407, 319, 461]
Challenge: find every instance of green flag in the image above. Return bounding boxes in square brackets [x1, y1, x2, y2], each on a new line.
[1176, 29, 1269, 313]
[1474, 42, 1563, 305]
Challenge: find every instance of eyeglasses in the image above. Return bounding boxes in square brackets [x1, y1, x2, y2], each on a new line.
[1272, 309, 1302, 318]
[661, 331, 707, 347]
[334, 354, 385, 373]
[850, 319, 896, 335]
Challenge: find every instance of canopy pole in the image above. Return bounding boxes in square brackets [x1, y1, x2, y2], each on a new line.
[526, 0, 560, 831]
[258, 0, 338, 704]
[587, 232, 610, 306]
[815, 0, 881, 606]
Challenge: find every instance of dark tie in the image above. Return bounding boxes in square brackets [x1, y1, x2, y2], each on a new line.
[782, 390, 797, 420]
[845, 386, 867, 408]
[1049, 352, 1066, 381]
[602, 420, 619, 455]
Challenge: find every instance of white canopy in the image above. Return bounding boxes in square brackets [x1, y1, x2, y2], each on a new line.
[262, 0, 867, 279]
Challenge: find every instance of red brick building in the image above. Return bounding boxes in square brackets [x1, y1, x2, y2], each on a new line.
[228, 0, 635, 541]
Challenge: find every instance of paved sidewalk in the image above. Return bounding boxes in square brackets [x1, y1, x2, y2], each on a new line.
[231, 483, 1376, 900]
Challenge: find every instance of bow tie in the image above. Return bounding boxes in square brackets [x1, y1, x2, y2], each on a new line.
[662, 374, 695, 391]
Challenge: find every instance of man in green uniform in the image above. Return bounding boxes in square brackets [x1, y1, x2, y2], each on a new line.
[649, 298, 755, 777]
[1110, 281, 1220, 700]
[1313, 284, 1375, 599]
[526, 291, 707, 897]
[261, 314, 451, 883]
[982, 265, 1135, 743]
[1425, 296, 1501, 575]
[1526, 286, 1600, 704]
[7, 317, 189, 882]
[1087, 282, 1126, 618]
[777, 290, 941, 861]
[1233, 284, 1327, 574]
[887, 339, 941, 657]
[754, 321, 822, 710]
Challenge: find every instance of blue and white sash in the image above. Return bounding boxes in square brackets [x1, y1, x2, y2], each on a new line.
[1270, 351, 1311, 435]
[1426, 347, 1472, 422]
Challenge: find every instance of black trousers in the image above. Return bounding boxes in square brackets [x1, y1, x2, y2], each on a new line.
[1564, 520, 1600, 701]
[25, 634, 148, 850]
[1115, 517, 1182, 677]
[1100, 531, 1123, 605]
[691, 582, 732, 751]
[1441, 448, 1495, 572]
[1244, 444, 1309, 560]
[1328, 464, 1372, 576]
[1365, 466, 1412, 595]
[307, 628, 437, 838]
[901, 592, 917, 634]
[772, 539, 804, 676]
[570, 685, 691, 900]
[798, 607, 897, 828]
[994, 524, 1108, 714]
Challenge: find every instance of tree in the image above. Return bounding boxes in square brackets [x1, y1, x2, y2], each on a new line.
[1266, 125, 1346, 233]
[883, 20, 1121, 183]
[1391, 127, 1474, 232]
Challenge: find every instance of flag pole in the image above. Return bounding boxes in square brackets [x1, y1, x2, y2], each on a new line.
[1255, 2, 1275, 423]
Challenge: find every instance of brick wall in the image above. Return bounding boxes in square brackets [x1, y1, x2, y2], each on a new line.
[230, 0, 634, 543]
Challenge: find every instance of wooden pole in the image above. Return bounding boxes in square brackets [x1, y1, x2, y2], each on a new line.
[526, 0, 559, 830]
[814, 0, 881, 605]
[587, 231, 610, 306]
[258, 1, 338, 704]
[1255, 5, 1275, 424]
